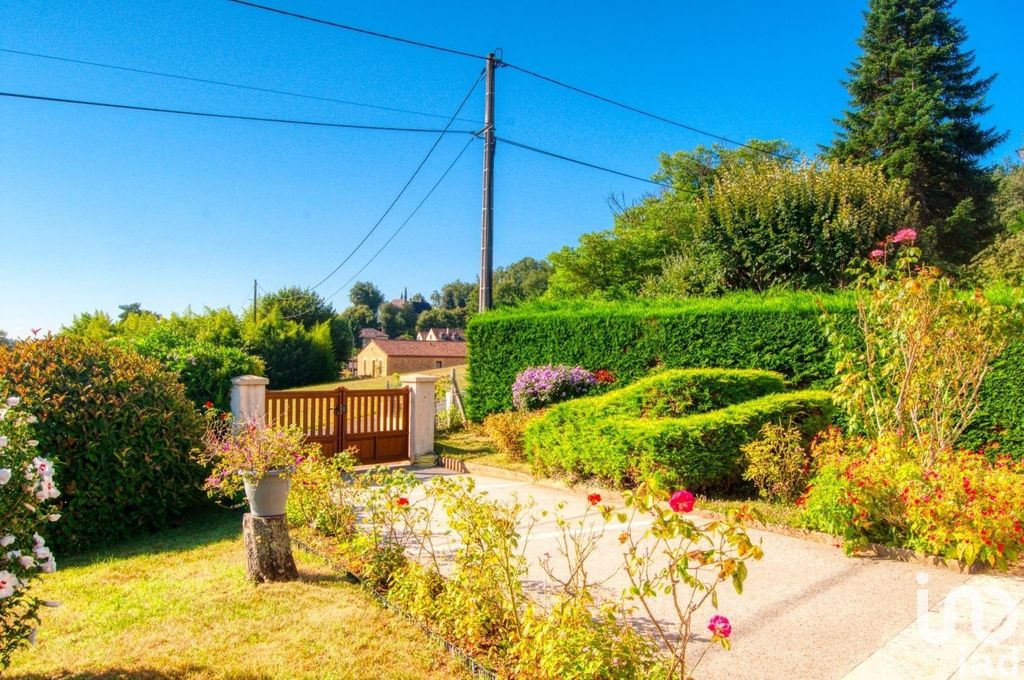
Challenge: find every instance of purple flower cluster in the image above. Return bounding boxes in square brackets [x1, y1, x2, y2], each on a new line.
[512, 365, 597, 411]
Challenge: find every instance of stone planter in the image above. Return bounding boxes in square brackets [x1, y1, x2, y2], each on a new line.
[243, 469, 291, 517]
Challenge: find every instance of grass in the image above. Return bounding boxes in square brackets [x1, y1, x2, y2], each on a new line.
[696, 495, 805, 529]
[6, 509, 470, 680]
[434, 430, 544, 476]
[288, 364, 467, 392]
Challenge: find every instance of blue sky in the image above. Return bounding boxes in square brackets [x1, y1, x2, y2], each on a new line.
[2, 0, 1022, 337]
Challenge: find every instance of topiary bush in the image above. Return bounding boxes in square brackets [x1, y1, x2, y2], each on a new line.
[0, 336, 206, 554]
[523, 368, 829, 489]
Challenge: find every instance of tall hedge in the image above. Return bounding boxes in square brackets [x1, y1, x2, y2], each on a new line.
[467, 293, 1024, 457]
[0, 336, 206, 554]
[466, 293, 855, 420]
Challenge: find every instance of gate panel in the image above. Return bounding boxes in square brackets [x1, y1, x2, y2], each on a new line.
[266, 386, 409, 464]
[265, 389, 342, 456]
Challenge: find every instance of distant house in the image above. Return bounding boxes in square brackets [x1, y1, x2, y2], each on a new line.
[357, 328, 389, 348]
[356, 339, 467, 377]
[416, 327, 466, 342]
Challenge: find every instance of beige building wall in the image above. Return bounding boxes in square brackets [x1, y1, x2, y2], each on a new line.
[357, 344, 388, 377]
[386, 356, 464, 374]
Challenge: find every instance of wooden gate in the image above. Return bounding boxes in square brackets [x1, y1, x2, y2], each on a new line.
[265, 386, 410, 465]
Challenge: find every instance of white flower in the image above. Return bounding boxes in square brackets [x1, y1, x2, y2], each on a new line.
[32, 457, 52, 477]
[39, 557, 56, 574]
[27, 439, 38, 448]
[32, 533, 45, 548]
[0, 570, 19, 598]
[32, 546, 51, 561]
[25, 415, 37, 424]
[5, 396, 19, 407]
[0, 536, 14, 548]
[5, 550, 20, 561]
[48, 514, 61, 522]
[0, 469, 10, 485]
[18, 555, 34, 570]
[35, 479, 59, 501]
[0, 407, 7, 420]
[0, 436, 7, 448]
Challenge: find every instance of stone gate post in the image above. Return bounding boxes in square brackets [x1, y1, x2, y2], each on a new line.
[400, 373, 438, 462]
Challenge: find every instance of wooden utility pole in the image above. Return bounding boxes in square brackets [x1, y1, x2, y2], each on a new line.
[253, 279, 258, 323]
[478, 53, 497, 312]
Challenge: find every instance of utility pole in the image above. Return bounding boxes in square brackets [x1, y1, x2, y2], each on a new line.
[478, 52, 497, 312]
[253, 279, 258, 324]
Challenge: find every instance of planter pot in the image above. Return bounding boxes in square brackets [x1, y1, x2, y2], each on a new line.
[243, 469, 292, 517]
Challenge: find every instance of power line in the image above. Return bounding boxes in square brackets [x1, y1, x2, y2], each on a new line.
[306, 71, 484, 293]
[0, 47, 480, 124]
[0, 91, 477, 135]
[503, 62, 792, 161]
[495, 136, 672, 189]
[324, 136, 477, 303]
[226, 0, 487, 61]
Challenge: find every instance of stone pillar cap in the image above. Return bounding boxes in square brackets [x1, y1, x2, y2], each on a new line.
[400, 373, 439, 383]
[232, 375, 270, 386]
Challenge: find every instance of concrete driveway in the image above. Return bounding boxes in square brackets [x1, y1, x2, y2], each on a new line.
[404, 467, 1024, 680]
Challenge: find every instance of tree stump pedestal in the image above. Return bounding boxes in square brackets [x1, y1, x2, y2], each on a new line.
[242, 513, 298, 583]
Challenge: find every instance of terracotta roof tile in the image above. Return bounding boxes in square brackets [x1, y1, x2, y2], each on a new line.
[365, 339, 467, 358]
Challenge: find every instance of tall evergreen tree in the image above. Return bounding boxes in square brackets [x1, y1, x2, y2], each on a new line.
[827, 0, 1006, 264]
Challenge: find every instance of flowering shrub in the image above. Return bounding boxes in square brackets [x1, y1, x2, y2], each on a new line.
[800, 433, 1024, 569]
[511, 365, 597, 411]
[197, 410, 320, 499]
[825, 229, 1022, 463]
[0, 394, 61, 668]
[0, 335, 204, 554]
[286, 447, 358, 536]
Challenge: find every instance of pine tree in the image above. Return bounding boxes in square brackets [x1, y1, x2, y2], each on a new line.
[827, 0, 1006, 264]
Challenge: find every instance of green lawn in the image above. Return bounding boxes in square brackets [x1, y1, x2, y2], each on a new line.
[6, 510, 469, 680]
[288, 364, 467, 392]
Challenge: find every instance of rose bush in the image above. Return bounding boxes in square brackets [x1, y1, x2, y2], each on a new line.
[0, 394, 61, 668]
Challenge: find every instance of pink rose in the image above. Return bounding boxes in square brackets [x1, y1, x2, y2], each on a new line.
[668, 490, 695, 513]
[891, 228, 917, 243]
[708, 614, 732, 639]
[869, 249, 885, 259]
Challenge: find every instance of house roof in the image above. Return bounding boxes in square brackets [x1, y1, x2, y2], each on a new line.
[358, 328, 389, 339]
[363, 339, 467, 358]
[426, 327, 465, 337]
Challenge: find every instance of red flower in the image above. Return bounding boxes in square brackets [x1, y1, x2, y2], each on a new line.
[593, 369, 617, 385]
[204, 401, 214, 409]
[396, 497, 409, 507]
[708, 614, 732, 639]
[587, 493, 602, 506]
[668, 490, 695, 513]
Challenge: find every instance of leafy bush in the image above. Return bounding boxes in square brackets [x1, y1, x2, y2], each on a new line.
[482, 410, 545, 460]
[826, 230, 1022, 461]
[125, 328, 263, 410]
[466, 293, 855, 420]
[527, 387, 833, 490]
[512, 365, 596, 410]
[287, 447, 358, 536]
[694, 161, 917, 291]
[0, 336, 205, 554]
[243, 312, 337, 389]
[0, 395, 61, 668]
[800, 434, 1024, 570]
[741, 423, 814, 502]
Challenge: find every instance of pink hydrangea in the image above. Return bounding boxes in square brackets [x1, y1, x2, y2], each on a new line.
[668, 490, 695, 513]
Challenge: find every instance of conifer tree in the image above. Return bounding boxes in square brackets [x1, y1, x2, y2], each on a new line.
[828, 0, 1005, 264]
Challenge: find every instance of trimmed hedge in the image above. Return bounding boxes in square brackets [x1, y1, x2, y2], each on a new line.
[466, 293, 855, 420]
[962, 341, 1024, 454]
[588, 368, 788, 418]
[526, 387, 834, 490]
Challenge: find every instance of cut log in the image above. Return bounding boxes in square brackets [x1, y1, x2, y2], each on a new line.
[242, 513, 298, 583]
